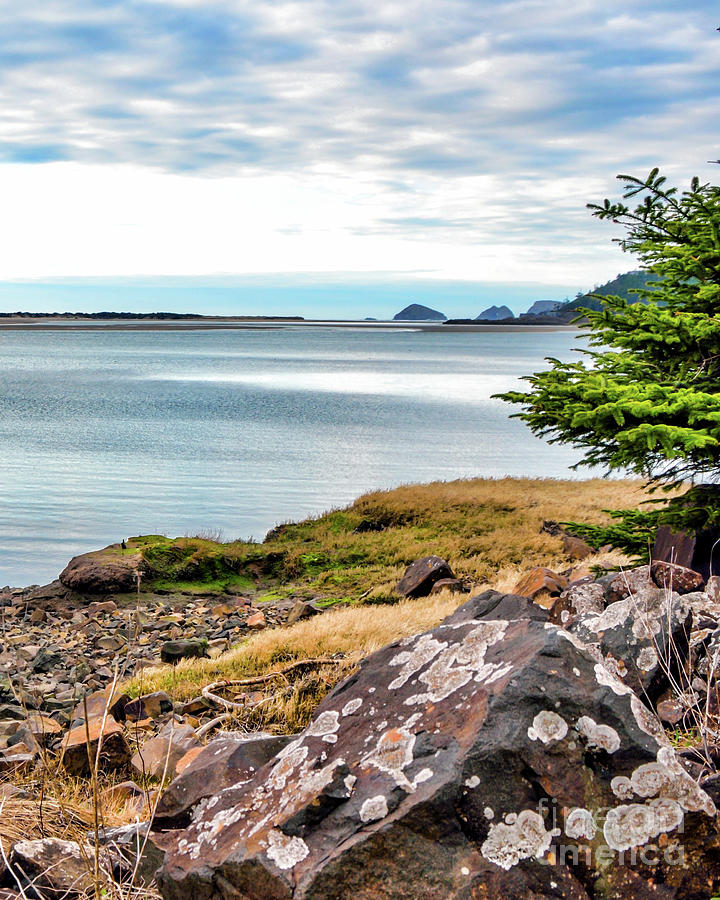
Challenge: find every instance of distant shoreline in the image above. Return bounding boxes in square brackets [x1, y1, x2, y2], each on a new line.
[0, 315, 580, 333]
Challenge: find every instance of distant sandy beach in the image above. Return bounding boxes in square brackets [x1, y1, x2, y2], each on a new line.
[0, 316, 580, 333]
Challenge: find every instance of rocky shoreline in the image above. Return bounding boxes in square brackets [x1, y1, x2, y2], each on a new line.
[0, 541, 720, 897]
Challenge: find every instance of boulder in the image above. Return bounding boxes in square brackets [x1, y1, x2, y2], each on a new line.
[93, 823, 164, 886]
[160, 640, 209, 665]
[131, 721, 202, 780]
[395, 556, 455, 598]
[61, 715, 131, 776]
[286, 601, 321, 627]
[442, 590, 547, 626]
[124, 691, 173, 722]
[10, 838, 94, 897]
[650, 560, 705, 594]
[157, 611, 718, 899]
[154, 732, 296, 828]
[606, 565, 654, 603]
[59, 547, 142, 594]
[569, 586, 691, 703]
[512, 567, 568, 603]
[549, 581, 606, 627]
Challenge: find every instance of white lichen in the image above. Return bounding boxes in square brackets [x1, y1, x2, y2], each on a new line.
[564, 808, 596, 841]
[265, 829, 309, 870]
[360, 795, 389, 823]
[305, 710, 340, 739]
[611, 776, 634, 800]
[575, 716, 620, 753]
[341, 698, 363, 716]
[481, 810, 555, 871]
[528, 711, 568, 745]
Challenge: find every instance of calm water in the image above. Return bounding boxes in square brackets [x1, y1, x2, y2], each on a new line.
[0, 325, 587, 586]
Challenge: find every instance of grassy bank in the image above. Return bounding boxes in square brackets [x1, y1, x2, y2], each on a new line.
[128, 476, 650, 605]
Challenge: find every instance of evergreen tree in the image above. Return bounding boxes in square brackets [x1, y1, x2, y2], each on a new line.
[498, 169, 720, 532]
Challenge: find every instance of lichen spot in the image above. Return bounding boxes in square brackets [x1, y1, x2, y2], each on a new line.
[564, 808, 596, 840]
[481, 810, 554, 870]
[636, 647, 658, 671]
[342, 698, 363, 717]
[360, 795, 389, 823]
[465, 775, 480, 789]
[594, 662, 633, 696]
[362, 727, 416, 790]
[576, 716, 620, 753]
[266, 830, 309, 870]
[305, 710, 340, 739]
[484, 806, 494, 820]
[528, 711, 568, 744]
[611, 776, 634, 800]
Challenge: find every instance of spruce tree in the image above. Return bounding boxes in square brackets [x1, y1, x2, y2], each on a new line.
[498, 169, 720, 533]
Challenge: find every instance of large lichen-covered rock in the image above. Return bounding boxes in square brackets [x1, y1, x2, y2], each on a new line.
[59, 545, 142, 594]
[157, 605, 718, 900]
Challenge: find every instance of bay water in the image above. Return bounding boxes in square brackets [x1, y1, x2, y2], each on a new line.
[0, 324, 587, 586]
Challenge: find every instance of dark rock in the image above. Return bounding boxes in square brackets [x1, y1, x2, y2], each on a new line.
[605, 565, 654, 603]
[30, 648, 64, 674]
[93, 823, 164, 886]
[158, 613, 717, 899]
[442, 590, 547, 626]
[124, 691, 174, 722]
[286, 601, 321, 626]
[154, 732, 296, 828]
[10, 838, 94, 896]
[160, 639, 209, 665]
[650, 560, 705, 594]
[653, 495, 720, 581]
[395, 556, 455, 598]
[59, 546, 142, 594]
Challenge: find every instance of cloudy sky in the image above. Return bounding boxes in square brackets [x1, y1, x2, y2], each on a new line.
[0, 0, 717, 317]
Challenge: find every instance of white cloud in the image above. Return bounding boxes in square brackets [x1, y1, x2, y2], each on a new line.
[0, 0, 715, 286]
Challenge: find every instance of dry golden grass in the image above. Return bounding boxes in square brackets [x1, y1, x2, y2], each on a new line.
[125, 589, 461, 729]
[262, 475, 652, 601]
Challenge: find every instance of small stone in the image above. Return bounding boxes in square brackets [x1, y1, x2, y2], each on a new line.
[160, 640, 209, 664]
[247, 611, 266, 629]
[61, 715, 131, 776]
[131, 721, 202, 780]
[651, 560, 705, 594]
[395, 556, 455, 598]
[512, 567, 568, 601]
[10, 838, 94, 896]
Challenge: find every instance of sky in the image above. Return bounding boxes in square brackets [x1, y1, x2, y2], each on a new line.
[0, 0, 717, 318]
